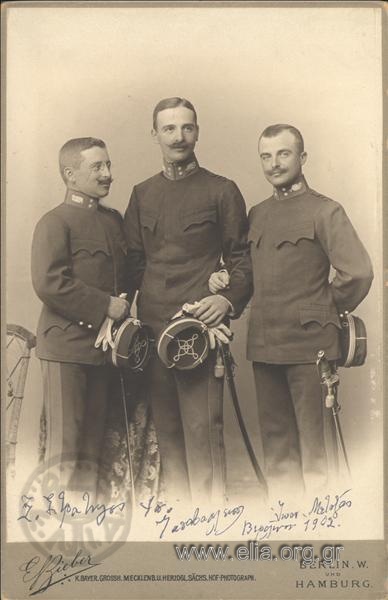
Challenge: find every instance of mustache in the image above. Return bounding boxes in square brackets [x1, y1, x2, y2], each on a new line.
[98, 178, 113, 184]
[169, 143, 188, 149]
[270, 169, 286, 176]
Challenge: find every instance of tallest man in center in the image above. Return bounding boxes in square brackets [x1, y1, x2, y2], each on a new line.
[124, 97, 252, 504]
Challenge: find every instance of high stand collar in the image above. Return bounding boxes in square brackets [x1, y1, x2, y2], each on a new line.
[162, 155, 199, 181]
[273, 175, 308, 201]
[64, 189, 99, 210]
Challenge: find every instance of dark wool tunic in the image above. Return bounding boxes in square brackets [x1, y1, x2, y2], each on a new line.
[247, 178, 373, 364]
[31, 190, 131, 364]
[124, 166, 252, 336]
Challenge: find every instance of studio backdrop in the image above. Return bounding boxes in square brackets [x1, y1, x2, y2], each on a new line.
[5, 4, 383, 540]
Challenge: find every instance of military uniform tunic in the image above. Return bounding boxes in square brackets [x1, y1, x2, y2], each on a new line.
[247, 177, 373, 363]
[32, 191, 129, 364]
[247, 177, 373, 494]
[125, 160, 252, 337]
[124, 157, 252, 502]
[31, 190, 131, 496]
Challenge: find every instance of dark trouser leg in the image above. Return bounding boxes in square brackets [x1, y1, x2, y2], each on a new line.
[71, 364, 114, 494]
[147, 353, 226, 504]
[41, 360, 110, 497]
[252, 362, 304, 496]
[286, 364, 331, 492]
[175, 352, 226, 504]
[147, 356, 191, 503]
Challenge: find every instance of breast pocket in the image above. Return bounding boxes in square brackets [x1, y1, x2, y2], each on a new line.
[71, 238, 110, 257]
[139, 211, 160, 255]
[272, 221, 320, 292]
[41, 311, 73, 335]
[181, 208, 218, 252]
[299, 305, 341, 329]
[274, 221, 315, 248]
[71, 238, 111, 286]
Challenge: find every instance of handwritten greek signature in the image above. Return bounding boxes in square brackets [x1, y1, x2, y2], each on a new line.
[18, 491, 126, 528]
[139, 496, 245, 539]
[138, 489, 352, 540]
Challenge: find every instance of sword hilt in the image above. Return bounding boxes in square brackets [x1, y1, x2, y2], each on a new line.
[316, 350, 339, 408]
[214, 343, 225, 378]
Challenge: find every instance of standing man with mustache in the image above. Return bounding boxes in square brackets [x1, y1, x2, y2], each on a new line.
[210, 124, 373, 498]
[31, 137, 130, 498]
[124, 98, 252, 504]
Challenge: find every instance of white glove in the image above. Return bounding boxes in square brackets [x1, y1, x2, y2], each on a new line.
[95, 293, 130, 352]
[172, 301, 202, 320]
[95, 315, 142, 352]
[208, 323, 233, 349]
[94, 316, 115, 351]
[171, 302, 232, 349]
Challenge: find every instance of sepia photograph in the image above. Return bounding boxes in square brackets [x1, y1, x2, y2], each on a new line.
[2, 1, 385, 598]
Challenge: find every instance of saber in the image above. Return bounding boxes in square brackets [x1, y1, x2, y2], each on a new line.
[316, 350, 351, 477]
[332, 404, 351, 476]
[119, 371, 137, 509]
[218, 342, 268, 496]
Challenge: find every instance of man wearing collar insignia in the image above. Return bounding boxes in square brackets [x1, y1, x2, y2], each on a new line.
[31, 137, 130, 497]
[124, 97, 252, 503]
[210, 124, 373, 497]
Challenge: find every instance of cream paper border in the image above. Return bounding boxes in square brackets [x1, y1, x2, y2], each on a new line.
[2, 1, 386, 598]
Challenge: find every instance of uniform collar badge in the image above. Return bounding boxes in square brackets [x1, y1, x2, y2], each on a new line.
[65, 190, 98, 209]
[162, 155, 199, 181]
[274, 176, 307, 200]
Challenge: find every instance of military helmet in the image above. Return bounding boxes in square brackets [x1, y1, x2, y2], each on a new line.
[157, 316, 210, 370]
[111, 318, 153, 371]
[338, 312, 367, 368]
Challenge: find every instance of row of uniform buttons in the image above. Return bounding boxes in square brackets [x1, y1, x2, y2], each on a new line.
[78, 321, 93, 329]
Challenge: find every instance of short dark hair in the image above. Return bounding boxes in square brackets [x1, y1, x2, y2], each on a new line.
[259, 124, 304, 153]
[59, 137, 106, 182]
[152, 97, 197, 130]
